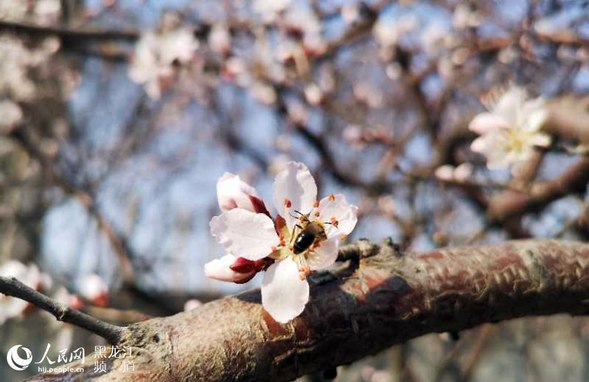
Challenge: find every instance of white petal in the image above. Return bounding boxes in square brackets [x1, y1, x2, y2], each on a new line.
[261, 258, 310, 323]
[522, 108, 548, 133]
[210, 209, 279, 260]
[205, 254, 254, 283]
[217, 172, 262, 212]
[469, 113, 508, 134]
[273, 162, 317, 229]
[494, 87, 526, 122]
[307, 238, 339, 270]
[529, 132, 551, 147]
[316, 194, 358, 238]
[434, 165, 455, 181]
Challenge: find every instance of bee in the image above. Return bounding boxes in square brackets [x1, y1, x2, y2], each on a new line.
[291, 213, 327, 254]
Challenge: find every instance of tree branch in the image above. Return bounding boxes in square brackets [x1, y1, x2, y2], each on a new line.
[27, 239, 588, 381]
[0, 276, 125, 344]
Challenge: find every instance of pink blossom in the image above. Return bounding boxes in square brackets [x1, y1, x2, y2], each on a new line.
[208, 162, 358, 323]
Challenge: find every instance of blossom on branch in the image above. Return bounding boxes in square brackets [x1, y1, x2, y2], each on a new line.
[469, 87, 551, 170]
[129, 17, 198, 99]
[208, 162, 358, 323]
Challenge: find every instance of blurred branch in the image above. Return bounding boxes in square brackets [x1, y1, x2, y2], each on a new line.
[0, 19, 138, 41]
[0, 276, 124, 344]
[8, 127, 136, 282]
[30, 239, 589, 381]
[487, 157, 589, 222]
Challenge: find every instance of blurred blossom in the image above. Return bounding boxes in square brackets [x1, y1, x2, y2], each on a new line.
[304, 83, 323, 105]
[377, 195, 396, 216]
[453, 4, 480, 29]
[354, 82, 383, 108]
[129, 27, 199, 99]
[341, 3, 365, 25]
[0, 0, 27, 21]
[343, 125, 365, 148]
[183, 298, 203, 311]
[0, 261, 41, 325]
[469, 87, 551, 170]
[251, 82, 277, 105]
[373, 15, 417, 49]
[454, 163, 474, 182]
[0, 0, 60, 25]
[253, 0, 291, 22]
[435, 163, 473, 182]
[208, 23, 231, 55]
[0, 36, 57, 101]
[76, 273, 109, 307]
[0, 99, 22, 132]
[53, 286, 83, 310]
[434, 164, 455, 181]
[282, 5, 326, 55]
[421, 24, 449, 55]
[268, 155, 292, 176]
[33, 0, 61, 25]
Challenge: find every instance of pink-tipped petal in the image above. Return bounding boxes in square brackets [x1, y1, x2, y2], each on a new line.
[261, 258, 310, 323]
[210, 209, 279, 261]
[273, 162, 317, 229]
[205, 254, 257, 283]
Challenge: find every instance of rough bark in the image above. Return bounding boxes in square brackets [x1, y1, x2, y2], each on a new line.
[28, 239, 589, 382]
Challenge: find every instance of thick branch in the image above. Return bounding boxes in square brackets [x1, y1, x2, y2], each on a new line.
[0, 276, 125, 344]
[30, 239, 589, 381]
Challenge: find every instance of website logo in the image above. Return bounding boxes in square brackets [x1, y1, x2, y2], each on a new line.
[6, 345, 33, 371]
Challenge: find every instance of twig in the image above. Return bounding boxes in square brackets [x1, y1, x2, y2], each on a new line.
[0, 276, 125, 344]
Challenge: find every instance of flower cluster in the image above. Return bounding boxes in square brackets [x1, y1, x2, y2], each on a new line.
[469, 87, 551, 170]
[207, 162, 357, 323]
[128, 14, 198, 99]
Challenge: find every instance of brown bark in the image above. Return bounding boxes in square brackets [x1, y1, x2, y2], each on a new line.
[28, 239, 589, 381]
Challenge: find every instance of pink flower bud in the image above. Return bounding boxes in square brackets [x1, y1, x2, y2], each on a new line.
[205, 254, 258, 284]
[217, 173, 269, 215]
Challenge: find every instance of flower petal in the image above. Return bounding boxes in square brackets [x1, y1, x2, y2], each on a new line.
[494, 87, 527, 123]
[217, 172, 269, 214]
[521, 108, 548, 133]
[469, 112, 508, 134]
[307, 238, 339, 270]
[273, 162, 317, 229]
[316, 194, 358, 238]
[210, 209, 279, 260]
[261, 258, 310, 323]
[205, 254, 256, 283]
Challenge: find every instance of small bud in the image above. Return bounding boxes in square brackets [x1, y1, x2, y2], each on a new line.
[205, 254, 258, 284]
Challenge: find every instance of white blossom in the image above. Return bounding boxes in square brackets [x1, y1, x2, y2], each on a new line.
[76, 273, 109, 307]
[0, 261, 41, 325]
[469, 87, 551, 170]
[208, 162, 358, 323]
[129, 27, 198, 99]
[0, 99, 23, 132]
[253, 0, 291, 23]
